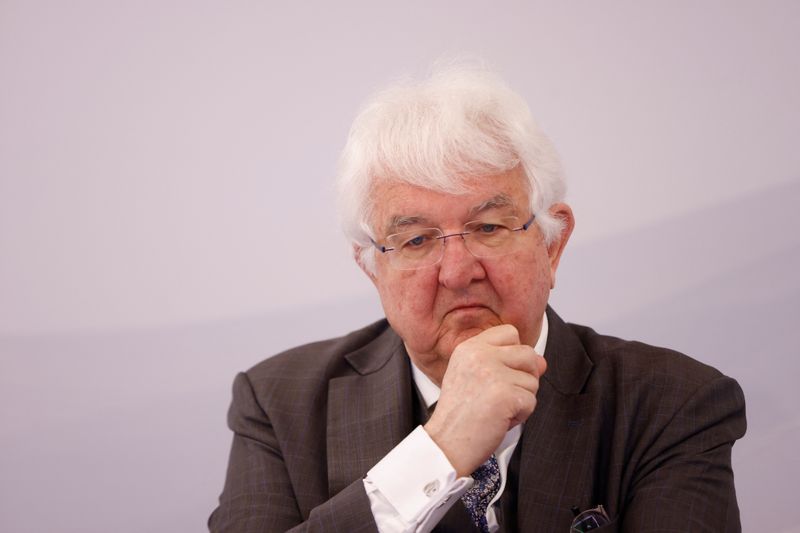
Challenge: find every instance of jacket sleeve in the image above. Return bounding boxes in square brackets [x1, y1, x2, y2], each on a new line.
[619, 374, 747, 532]
[208, 372, 380, 533]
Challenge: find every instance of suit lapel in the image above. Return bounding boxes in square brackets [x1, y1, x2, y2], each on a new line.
[326, 328, 416, 496]
[517, 308, 599, 531]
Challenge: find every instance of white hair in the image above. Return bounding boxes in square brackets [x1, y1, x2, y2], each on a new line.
[336, 64, 567, 273]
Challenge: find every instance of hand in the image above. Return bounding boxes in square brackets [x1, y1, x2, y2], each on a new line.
[423, 324, 546, 477]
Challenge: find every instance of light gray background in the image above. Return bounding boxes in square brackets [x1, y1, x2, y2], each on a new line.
[1, 1, 798, 532]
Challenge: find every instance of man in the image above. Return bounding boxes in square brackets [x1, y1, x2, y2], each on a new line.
[209, 66, 746, 532]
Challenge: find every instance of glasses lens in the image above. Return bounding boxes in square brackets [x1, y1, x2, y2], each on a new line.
[386, 228, 443, 269]
[379, 216, 530, 270]
[463, 217, 520, 257]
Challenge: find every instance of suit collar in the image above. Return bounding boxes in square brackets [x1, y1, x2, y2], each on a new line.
[541, 306, 593, 395]
[344, 322, 405, 375]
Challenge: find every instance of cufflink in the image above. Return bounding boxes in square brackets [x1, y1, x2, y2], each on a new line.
[423, 480, 440, 497]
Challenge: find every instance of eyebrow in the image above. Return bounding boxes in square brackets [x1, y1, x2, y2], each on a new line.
[383, 194, 518, 235]
[466, 194, 516, 219]
[385, 215, 431, 235]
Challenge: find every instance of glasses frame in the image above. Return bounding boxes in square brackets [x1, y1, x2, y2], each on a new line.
[371, 213, 536, 269]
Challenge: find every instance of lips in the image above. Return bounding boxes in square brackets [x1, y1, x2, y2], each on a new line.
[441, 296, 495, 317]
[448, 303, 489, 312]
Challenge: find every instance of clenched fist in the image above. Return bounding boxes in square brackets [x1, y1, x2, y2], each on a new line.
[423, 324, 546, 477]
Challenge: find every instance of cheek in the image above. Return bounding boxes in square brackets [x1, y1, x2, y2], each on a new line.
[488, 253, 552, 330]
[493, 255, 548, 295]
[376, 268, 439, 323]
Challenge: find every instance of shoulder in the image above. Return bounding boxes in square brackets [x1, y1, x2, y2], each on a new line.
[242, 318, 395, 393]
[562, 321, 745, 432]
[552, 317, 746, 461]
[568, 321, 725, 387]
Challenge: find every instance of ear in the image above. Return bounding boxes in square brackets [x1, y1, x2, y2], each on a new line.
[353, 244, 378, 285]
[545, 203, 574, 290]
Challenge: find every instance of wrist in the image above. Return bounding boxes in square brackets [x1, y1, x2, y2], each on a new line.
[423, 422, 473, 477]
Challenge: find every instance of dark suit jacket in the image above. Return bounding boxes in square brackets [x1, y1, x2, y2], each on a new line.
[209, 308, 746, 532]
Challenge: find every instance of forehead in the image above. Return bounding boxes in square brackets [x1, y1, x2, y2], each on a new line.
[371, 168, 530, 234]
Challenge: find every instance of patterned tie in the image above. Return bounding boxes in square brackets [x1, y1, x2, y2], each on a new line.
[461, 455, 501, 533]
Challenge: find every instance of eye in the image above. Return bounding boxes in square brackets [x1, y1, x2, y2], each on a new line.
[477, 223, 500, 233]
[405, 235, 428, 247]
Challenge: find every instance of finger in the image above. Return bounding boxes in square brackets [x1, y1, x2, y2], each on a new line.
[506, 388, 537, 427]
[497, 364, 541, 394]
[537, 353, 547, 376]
[493, 345, 545, 377]
[470, 323, 520, 346]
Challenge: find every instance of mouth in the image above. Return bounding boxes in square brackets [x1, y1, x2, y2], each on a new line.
[442, 303, 501, 334]
[448, 303, 490, 313]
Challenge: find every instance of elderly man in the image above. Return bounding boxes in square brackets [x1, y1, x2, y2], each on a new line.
[209, 67, 745, 532]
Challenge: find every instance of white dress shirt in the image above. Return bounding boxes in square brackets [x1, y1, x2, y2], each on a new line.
[363, 314, 549, 533]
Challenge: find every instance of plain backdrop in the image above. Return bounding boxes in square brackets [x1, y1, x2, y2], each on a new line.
[1, 1, 798, 532]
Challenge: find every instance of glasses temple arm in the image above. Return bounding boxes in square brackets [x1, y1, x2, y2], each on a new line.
[369, 238, 393, 254]
[520, 213, 536, 231]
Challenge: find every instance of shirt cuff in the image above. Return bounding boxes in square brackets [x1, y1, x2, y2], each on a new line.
[365, 425, 472, 526]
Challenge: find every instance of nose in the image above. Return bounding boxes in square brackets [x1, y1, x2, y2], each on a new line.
[437, 234, 487, 290]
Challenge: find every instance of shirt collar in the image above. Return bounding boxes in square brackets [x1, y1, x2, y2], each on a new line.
[410, 312, 550, 409]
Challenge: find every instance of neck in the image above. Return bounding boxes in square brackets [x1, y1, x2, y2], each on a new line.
[403, 345, 448, 387]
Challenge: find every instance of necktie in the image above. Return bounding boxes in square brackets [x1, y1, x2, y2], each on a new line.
[461, 455, 501, 533]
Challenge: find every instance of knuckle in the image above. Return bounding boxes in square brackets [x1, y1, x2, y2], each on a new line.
[502, 324, 520, 341]
[518, 393, 536, 416]
[522, 374, 539, 392]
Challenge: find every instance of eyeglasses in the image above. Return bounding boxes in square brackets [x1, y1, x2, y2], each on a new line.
[371, 214, 536, 270]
